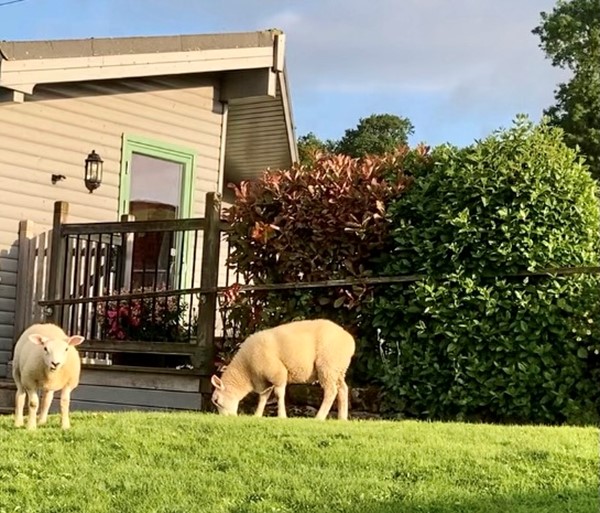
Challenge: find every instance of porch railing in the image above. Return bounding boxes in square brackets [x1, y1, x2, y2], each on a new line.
[34, 192, 223, 373]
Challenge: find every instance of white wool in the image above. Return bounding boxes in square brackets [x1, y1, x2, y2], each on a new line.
[211, 319, 356, 420]
[12, 323, 84, 430]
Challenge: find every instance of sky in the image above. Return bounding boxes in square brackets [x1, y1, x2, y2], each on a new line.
[0, 0, 567, 147]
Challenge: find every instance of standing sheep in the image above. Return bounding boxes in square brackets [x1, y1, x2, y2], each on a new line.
[211, 319, 355, 420]
[12, 323, 84, 430]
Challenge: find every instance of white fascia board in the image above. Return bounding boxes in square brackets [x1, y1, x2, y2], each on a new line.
[278, 70, 298, 164]
[273, 33, 286, 72]
[0, 46, 274, 94]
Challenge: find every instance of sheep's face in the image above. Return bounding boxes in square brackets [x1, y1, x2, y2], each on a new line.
[210, 375, 239, 416]
[29, 333, 85, 372]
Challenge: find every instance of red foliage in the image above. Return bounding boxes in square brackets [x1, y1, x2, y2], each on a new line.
[225, 150, 421, 285]
[220, 147, 430, 376]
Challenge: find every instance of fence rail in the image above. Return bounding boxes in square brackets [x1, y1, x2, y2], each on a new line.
[36, 264, 600, 313]
[61, 217, 207, 235]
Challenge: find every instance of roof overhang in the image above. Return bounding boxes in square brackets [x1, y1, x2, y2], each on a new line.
[0, 31, 282, 95]
[223, 68, 298, 184]
[0, 30, 298, 181]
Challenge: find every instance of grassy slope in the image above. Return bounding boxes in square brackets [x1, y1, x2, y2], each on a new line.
[0, 412, 597, 513]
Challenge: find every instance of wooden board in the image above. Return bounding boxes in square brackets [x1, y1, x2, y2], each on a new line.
[80, 368, 200, 393]
[0, 380, 15, 411]
[65, 401, 184, 413]
[70, 384, 202, 410]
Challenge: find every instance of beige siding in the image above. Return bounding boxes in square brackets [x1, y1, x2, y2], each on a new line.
[0, 75, 224, 374]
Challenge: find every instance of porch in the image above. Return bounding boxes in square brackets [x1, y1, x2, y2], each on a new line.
[10, 192, 236, 412]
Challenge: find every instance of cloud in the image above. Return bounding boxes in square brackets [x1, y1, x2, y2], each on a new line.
[26, 0, 563, 115]
[262, 0, 566, 140]
[267, 1, 563, 94]
[1, 0, 567, 144]
[172, 0, 565, 136]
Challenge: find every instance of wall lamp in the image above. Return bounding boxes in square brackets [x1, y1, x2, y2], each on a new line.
[84, 149, 103, 193]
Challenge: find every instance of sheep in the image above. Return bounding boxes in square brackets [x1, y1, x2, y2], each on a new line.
[211, 318, 355, 420]
[12, 323, 84, 430]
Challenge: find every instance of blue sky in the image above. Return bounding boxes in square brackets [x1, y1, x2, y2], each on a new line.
[0, 0, 566, 147]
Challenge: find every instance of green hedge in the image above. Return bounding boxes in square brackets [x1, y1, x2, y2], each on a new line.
[372, 117, 600, 423]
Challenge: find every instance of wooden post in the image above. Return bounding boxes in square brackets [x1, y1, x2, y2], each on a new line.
[195, 192, 222, 373]
[14, 220, 35, 341]
[46, 201, 69, 326]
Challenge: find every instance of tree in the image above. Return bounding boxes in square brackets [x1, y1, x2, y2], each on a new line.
[296, 114, 415, 165]
[533, 0, 600, 178]
[336, 114, 414, 158]
[545, 67, 600, 178]
[296, 132, 336, 167]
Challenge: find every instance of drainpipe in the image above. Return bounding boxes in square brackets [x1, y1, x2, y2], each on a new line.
[217, 101, 228, 195]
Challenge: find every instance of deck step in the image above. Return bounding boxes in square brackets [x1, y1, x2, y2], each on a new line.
[0, 379, 15, 412]
[0, 378, 15, 389]
[0, 370, 211, 414]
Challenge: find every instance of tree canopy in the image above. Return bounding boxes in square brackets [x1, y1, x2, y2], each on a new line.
[533, 0, 600, 178]
[336, 114, 414, 158]
[296, 113, 414, 166]
[296, 132, 336, 167]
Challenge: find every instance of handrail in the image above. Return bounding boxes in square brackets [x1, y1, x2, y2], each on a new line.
[61, 217, 206, 235]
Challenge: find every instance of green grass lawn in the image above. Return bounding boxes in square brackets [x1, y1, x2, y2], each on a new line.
[0, 412, 597, 513]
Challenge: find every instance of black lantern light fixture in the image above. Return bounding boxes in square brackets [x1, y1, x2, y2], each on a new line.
[84, 149, 103, 193]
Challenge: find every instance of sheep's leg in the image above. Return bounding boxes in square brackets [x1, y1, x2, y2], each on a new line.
[336, 378, 349, 420]
[59, 388, 72, 430]
[273, 385, 287, 418]
[315, 378, 338, 421]
[26, 389, 40, 430]
[254, 388, 272, 417]
[14, 386, 26, 428]
[38, 389, 55, 426]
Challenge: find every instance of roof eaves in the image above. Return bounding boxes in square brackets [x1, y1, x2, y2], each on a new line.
[0, 30, 277, 61]
[0, 30, 282, 95]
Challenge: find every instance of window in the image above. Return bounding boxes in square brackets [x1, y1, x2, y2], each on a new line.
[119, 135, 196, 289]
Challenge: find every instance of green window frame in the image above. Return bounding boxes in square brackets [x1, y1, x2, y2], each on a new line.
[118, 134, 197, 288]
[118, 134, 196, 218]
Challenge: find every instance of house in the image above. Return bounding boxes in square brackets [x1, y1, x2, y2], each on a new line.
[0, 30, 298, 411]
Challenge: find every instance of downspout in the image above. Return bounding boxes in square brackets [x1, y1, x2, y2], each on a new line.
[217, 101, 229, 195]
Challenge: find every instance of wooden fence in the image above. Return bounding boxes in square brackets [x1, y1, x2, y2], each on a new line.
[16, 192, 223, 375]
[14, 221, 52, 339]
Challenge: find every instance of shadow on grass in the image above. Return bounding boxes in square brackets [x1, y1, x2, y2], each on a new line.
[229, 487, 597, 513]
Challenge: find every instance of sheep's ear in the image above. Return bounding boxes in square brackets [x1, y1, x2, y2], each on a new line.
[211, 375, 225, 390]
[67, 335, 85, 346]
[29, 334, 47, 346]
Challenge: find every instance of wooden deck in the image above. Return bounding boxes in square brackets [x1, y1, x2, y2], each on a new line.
[70, 365, 208, 412]
[0, 193, 226, 414]
[0, 364, 213, 414]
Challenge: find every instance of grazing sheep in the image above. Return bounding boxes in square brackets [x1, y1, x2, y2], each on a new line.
[211, 319, 355, 420]
[12, 323, 84, 430]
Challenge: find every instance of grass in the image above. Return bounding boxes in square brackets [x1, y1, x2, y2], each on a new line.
[0, 412, 597, 513]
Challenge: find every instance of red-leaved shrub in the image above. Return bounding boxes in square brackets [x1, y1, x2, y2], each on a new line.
[220, 147, 429, 377]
